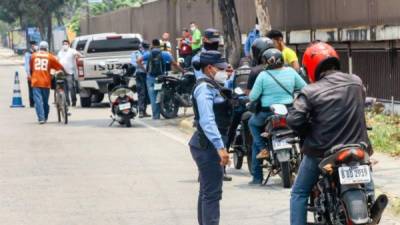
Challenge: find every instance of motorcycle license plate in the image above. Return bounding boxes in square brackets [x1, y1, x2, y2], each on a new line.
[272, 139, 292, 150]
[119, 103, 131, 110]
[154, 83, 163, 91]
[338, 165, 371, 185]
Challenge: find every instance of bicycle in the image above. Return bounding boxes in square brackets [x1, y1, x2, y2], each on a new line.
[54, 72, 69, 124]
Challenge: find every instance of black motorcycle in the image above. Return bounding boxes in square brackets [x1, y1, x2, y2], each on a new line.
[106, 64, 138, 127]
[229, 65, 253, 173]
[261, 104, 302, 188]
[308, 142, 388, 225]
[155, 70, 196, 119]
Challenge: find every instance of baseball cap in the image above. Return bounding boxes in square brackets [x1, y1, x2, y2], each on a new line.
[204, 28, 220, 43]
[200, 50, 228, 69]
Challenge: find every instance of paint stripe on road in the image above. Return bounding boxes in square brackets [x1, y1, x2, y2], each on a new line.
[136, 120, 189, 146]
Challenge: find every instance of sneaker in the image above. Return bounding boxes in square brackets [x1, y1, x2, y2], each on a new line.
[72, 102, 76, 107]
[39, 120, 45, 124]
[223, 175, 232, 182]
[256, 149, 270, 159]
[248, 179, 263, 185]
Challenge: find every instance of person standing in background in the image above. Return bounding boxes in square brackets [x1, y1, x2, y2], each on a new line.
[131, 38, 151, 118]
[57, 40, 82, 107]
[266, 30, 300, 72]
[24, 41, 38, 107]
[161, 32, 172, 53]
[190, 22, 202, 56]
[178, 28, 192, 68]
[244, 22, 261, 58]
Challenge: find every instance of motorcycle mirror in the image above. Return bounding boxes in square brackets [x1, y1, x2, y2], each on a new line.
[270, 104, 288, 115]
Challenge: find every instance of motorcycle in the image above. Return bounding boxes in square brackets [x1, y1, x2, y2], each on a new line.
[308, 142, 388, 225]
[261, 104, 302, 188]
[106, 64, 138, 127]
[155, 70, 196, 119]
[229, 65, 253, 173]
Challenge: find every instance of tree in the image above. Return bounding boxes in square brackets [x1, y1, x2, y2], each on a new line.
[218, 0, 242, 67]
[254, 0, 271, 36]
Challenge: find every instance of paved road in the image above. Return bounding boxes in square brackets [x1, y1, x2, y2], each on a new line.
[0, 48, 399, 225]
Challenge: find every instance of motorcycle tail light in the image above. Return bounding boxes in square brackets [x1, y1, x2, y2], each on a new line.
[336, 148, 365, 162]
[272, 117, 287, 129]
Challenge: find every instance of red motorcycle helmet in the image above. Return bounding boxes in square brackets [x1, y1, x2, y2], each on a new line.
[302, 42, 340, 83]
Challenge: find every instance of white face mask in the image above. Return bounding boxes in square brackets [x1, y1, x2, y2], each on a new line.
[255, 24, 260, 31]
[62, 45, 69, 51]
[190, 26, 196, 32]
[214, 70, 228, 84]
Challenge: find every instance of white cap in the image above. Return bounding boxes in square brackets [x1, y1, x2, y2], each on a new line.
[39, 41, 49, 50]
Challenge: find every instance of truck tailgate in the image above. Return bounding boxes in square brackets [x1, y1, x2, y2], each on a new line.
[83, 53, 132, 79]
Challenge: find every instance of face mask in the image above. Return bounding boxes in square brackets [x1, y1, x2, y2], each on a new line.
[32, 46, 38, 52]
[255, 24, 260, 31]
[190, 26, 195, 32]
[214, 70, 228, 84]
[62, 45, 69, 51]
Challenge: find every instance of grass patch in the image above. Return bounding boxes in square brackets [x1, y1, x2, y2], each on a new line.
[366, 112, 400, 156]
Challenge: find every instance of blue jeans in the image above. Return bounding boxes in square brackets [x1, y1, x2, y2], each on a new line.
[32, 87, 50, 122]
[248, 111, 272, 182]
[290, 155, 321, 225]
[190, 143, 223, 225]
[146, 75, 160, 119]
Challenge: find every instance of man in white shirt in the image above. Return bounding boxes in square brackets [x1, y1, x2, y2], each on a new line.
[57, 40, 82, 106]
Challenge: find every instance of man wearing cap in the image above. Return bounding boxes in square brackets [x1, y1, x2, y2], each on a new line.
[25, 41, 38, 107]
[192, 28, 221, 79]
[189, 50, 233, 225]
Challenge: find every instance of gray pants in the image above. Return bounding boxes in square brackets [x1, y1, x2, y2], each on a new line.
[64, 74, 77, 105]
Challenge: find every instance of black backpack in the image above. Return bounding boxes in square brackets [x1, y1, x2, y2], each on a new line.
[147, 49, 165, 76]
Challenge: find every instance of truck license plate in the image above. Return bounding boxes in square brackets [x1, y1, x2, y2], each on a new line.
[119, 103, 131, 110]
[339, 165, 371, 184]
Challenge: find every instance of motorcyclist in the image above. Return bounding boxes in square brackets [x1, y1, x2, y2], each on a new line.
[287, 41, 373, 225]
[245, 37, 275, 95]
[248, 47, 306, 185]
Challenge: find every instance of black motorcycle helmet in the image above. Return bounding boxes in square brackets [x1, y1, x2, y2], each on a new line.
[262, 48, 284, 69]
[250, 37, 275, 66]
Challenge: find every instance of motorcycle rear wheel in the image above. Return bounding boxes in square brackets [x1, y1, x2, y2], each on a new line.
[281, 161, 292, 188]
[159, 91, 179, 119]
[233, 151, 244, 169]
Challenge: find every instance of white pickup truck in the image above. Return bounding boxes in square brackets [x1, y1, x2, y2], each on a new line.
[75, 33, 142, 107]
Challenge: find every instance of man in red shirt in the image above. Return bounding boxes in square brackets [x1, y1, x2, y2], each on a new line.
[30, 41, 64, 124]
[178, 28, 192, 68]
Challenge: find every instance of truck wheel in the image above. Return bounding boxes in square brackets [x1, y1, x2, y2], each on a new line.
[80, 97, 91, 108]
[93, 93, 104, 103]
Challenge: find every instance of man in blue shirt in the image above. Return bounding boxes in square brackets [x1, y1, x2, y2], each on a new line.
[192, 28, 221, 79]
[189, 50, 232, 225]
[137, 39, 184, 120]
[131, 39, 151, 118]
[24, 41, 38, 107]
[244, 24, 260, 57]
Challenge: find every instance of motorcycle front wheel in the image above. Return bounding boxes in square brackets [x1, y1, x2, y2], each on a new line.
[159, 91, 179, 119]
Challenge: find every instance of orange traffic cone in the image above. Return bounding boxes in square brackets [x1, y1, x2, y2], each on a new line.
[10, 71, 25, 108]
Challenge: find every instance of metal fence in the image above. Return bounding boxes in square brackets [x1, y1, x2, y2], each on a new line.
[80, 0, 400, 100]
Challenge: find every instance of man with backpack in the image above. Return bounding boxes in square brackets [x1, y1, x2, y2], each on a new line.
[137, 39, 184, 120]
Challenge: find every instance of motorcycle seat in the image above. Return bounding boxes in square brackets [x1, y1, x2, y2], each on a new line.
[324, 143, 365, 158]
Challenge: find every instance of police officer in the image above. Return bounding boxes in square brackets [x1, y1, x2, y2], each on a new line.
[192, 28, 221, 79]
[189, 50, 233, 225]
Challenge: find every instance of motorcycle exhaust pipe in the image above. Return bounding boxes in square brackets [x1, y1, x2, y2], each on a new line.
[368, 194, 388, 225]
